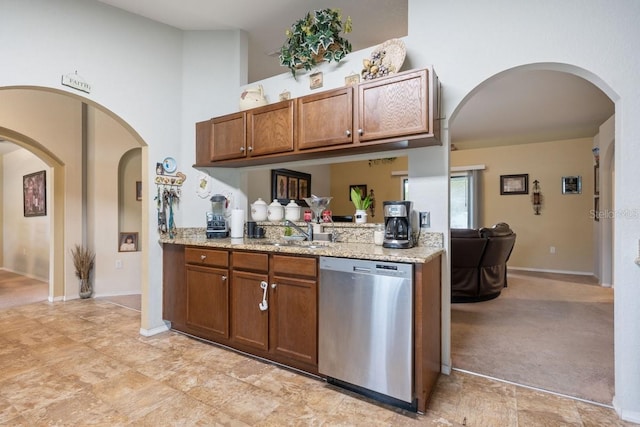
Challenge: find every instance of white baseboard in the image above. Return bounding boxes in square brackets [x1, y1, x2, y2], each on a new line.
[509, 266, 594, 276]
[139, 321, 171, 337]
[613, 396, 640, 423]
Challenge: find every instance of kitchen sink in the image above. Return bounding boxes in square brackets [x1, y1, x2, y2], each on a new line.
[249, 240, 333, 249]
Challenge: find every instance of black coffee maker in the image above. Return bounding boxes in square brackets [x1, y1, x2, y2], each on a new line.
[382, 201, 414, 249]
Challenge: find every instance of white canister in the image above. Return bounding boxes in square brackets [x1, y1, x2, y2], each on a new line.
[268, 199, 284, 222]
[250, 198, 268, 221]
[285, 200, 300, 221]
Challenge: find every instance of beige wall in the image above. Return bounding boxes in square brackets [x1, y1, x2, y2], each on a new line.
[329, 157, 409, 220]
[2, 149, 50, 280]
[451, 138, 595, 274]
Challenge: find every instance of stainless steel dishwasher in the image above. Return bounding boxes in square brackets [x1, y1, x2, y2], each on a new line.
[318, 256, 415, 411]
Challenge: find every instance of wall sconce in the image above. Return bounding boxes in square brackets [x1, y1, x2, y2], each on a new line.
[368, 189, 376, 218]
[532, 179, 542, 215]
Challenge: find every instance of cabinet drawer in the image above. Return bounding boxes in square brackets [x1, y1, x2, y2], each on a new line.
[233, 251, 269, 272]
[272, 255, 317, 278]
[185, 247, 229, 268]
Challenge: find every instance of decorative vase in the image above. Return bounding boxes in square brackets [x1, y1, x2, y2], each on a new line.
[239, 85, 267, 111]
[79, 278, 93, 299]
[355, 209, 368, 224]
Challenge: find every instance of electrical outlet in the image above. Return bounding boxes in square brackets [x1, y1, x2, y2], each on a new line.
[115, 259, 123, 269]
[550, 246, 556, 254]
[419, 211, 430, 228]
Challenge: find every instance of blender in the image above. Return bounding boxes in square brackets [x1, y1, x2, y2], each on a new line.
[206, 194, 229, 238]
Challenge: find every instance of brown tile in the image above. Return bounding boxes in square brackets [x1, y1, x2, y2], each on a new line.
[516, 387, 582, 426]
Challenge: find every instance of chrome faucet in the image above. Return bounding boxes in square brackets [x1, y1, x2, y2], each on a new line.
[284, 219, 313, 241]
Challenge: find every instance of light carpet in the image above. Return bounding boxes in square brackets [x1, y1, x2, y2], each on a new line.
[451, 271, 614, 405]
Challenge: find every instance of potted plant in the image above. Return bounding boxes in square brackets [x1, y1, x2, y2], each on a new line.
[71, 244, 95, 298]
[351, 187, 372, 223]
[279, 8, 353, 78]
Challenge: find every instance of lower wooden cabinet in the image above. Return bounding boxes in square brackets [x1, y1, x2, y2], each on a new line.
[186, 265, 229, 339]
[163, 246, 319, 373]
[230, 269, 269, 351]
[270, 255, 317, 366]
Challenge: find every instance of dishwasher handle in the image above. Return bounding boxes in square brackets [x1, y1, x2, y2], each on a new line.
[353, 266, 371, 273]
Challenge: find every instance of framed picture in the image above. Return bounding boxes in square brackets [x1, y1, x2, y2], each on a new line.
[119, 232, 138, 252]
[288, 177, 298, 200]
[309, 71, 323, 89]
[23, 170, 47, 217]
[594, 165, 599, 195]
[136, 181, 142, 201]
[500, 174, 528, 195]
[344, 73, 360, 86]
[349, 184, 368, 201]
[562, 176, 582, 194]
[271, 169, 311, 205]
[594, 197, 600, 222]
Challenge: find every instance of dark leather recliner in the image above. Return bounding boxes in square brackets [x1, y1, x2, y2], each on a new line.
[451, 223, 516, 303]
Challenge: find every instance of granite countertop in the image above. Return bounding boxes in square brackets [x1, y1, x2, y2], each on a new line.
[160, 235, 443, 264]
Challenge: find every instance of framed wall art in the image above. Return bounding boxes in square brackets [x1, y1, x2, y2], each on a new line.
[500, 174, 528, 195]
[594, 165, 600, 195]
[349, 184, 368, 201]
[562, 176, 582, 194]
[136, 181, 142, 201]
[271, 169, 311, 205]
[119, 232, 138, 252]
[23, 170, 47, 217]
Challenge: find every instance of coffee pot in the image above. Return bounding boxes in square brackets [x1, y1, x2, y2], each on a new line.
[382, 201, 414, 249]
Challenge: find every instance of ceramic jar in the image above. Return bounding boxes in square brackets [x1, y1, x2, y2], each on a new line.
[250, 198, 268, 221]
[285, 200, 300, 221]
[239, 85, 268, 111]
[268, 199, 284, 222]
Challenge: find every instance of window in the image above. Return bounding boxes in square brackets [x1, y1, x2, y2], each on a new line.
[450, 169, 481, 229]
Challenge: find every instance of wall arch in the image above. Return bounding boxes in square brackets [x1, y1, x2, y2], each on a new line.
[447, 61, 617, 398]
[0, 86, 148, 301]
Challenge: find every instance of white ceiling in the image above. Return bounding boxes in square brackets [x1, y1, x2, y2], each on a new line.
[0, 2, 614, 154]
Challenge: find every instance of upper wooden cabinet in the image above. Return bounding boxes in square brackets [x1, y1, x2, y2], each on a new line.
[297, 87, 354, 150]
[357, 68, 434, 143]
[194, 67, 440, 167]
[211, 112, 246, 162]
[247, 100, 295, 156]
[196, 100, 295, 163]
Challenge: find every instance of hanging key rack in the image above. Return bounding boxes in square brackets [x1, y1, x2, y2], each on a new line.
[155, 171, 187, 239]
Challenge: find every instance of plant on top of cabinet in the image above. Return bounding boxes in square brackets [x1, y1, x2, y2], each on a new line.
[279, 8, 352, 78]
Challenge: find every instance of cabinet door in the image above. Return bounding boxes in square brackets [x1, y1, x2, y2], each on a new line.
[247, 100, 295, 157]
[270, 275, 318, 365]
[211, 112, 246, 161]
[186, 265, 229, 339]
[230, 270, 269, 351]
[297, 87, 354, 150]
[357, 69, 430, 143]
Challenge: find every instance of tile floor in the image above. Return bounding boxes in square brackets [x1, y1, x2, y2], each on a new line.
[0, 299, 635, 426]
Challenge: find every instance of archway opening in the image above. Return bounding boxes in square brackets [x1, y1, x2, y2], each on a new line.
[447, 63, 616, 405]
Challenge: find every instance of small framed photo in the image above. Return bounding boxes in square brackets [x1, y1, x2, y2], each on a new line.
[562, 176, 582, 194]
[119, 232, 138, 252]
[594, 165, 599, 195]
[309, 71, 323, 90]
[500, 174, 528, 195]
[136, 181, 142, 201]
[344, 73, 360, 86]
[594, 197, 600, 222]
